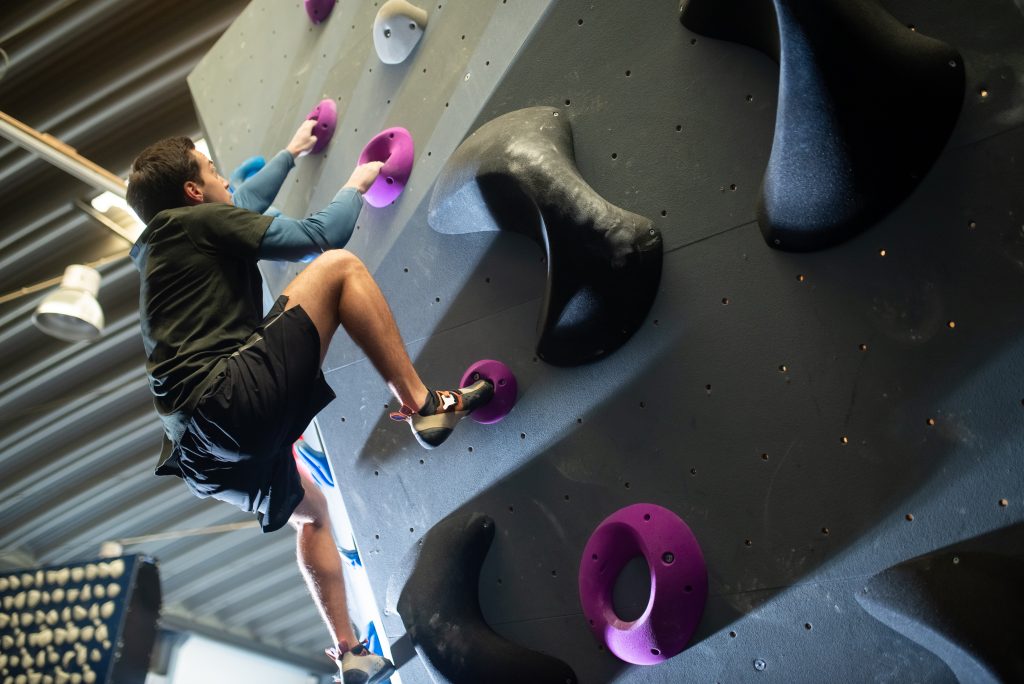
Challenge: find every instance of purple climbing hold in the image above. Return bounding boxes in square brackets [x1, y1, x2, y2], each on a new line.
[459, 359, 517, 425]
[579, 503, 707, 665]
[305, 99, 337, 155]
[305, 0, 335, 25]
[357, 127, 415, 207]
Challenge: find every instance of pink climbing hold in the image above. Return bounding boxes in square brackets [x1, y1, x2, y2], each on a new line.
[459, 359, 517, 425]
[305, 99, 337, 155]
[305, 0, 335, 24]
[357, 127, 415, 207]
[579, 503, 708, 665]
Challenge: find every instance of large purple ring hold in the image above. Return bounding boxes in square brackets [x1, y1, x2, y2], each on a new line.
[428, 106, 662, 366]
[358, 127, 415, 207]
[304, 0, 335, 25]
[459, 359, 516, 425]
[579, 503, 707, 665]
[305, 99, 337, 155]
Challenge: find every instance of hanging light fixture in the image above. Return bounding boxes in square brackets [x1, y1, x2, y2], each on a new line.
[32, 264, 105, 341]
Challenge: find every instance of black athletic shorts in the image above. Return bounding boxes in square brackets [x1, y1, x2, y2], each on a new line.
[174, 295, 336, 533]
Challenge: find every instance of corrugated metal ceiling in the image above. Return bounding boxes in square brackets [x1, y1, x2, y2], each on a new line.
[0, 0, 333, 673]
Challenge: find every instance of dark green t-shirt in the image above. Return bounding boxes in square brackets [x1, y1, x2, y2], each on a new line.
[130, 202, 273, 474]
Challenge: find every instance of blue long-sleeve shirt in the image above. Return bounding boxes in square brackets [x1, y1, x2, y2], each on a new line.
[232, 149, 362, 261]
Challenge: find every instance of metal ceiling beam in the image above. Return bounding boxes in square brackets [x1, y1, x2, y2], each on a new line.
[0, 109, 126, 196]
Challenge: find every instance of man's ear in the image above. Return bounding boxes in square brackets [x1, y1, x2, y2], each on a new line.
[183, 180, 203, 205]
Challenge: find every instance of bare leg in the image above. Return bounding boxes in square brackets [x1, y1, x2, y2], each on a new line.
[290, 468, 359, 649]
[282, 249, 428, 410]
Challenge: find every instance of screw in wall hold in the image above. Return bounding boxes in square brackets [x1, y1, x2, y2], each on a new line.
[754, 659, 767, 672]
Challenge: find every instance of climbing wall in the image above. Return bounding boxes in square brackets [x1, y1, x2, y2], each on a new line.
[189, 0, 1024, 682]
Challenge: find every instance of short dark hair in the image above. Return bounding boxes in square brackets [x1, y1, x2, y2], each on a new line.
[126, 137, 200, 223]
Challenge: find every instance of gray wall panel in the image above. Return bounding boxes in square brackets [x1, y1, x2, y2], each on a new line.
[191, 0, 1024, 681]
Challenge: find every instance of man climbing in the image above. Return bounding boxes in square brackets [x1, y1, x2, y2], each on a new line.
[126, 119, 492, 683]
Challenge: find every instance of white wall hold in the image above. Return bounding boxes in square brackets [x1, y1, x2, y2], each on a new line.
[373, 0, 428, 65]
[108, 560, 124, 580]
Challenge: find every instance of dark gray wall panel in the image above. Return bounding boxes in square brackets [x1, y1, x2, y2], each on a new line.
[191, 0, 1024, 681]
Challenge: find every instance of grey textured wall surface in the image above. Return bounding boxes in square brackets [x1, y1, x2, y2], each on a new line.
[191, 0, 1024, 682]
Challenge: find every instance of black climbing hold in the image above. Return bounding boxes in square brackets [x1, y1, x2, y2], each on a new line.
[398, 511, 578, 684]
[857, 548, 1024, 684]
[681, 0, 964, 251]
[428, 106, 663, 365]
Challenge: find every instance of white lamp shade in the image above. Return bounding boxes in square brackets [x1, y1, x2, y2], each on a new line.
[32, 265, 105, 342]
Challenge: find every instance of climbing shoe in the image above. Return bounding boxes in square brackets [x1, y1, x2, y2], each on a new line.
[327, 641, 395, 684]
[390, 379, 494, 449]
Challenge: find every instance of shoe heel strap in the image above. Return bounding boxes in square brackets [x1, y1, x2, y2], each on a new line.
[389, 405, 416, 422]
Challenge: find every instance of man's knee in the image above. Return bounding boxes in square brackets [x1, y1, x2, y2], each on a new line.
[289, 482, 331, 528]
[312, 249, 367, 282]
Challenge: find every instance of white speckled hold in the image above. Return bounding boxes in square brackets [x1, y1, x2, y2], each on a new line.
[27, 589, 40, 608]
[99, 602, 114, 620]
[106, 584, 120, 599]
[108, 560, 124, 579]
[70, 568, 84, 584]
[373, 0, 428, 65]
[84, 565, 97, 582]
[95, 624, 108, 643]
[79, 585, 91, 603]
